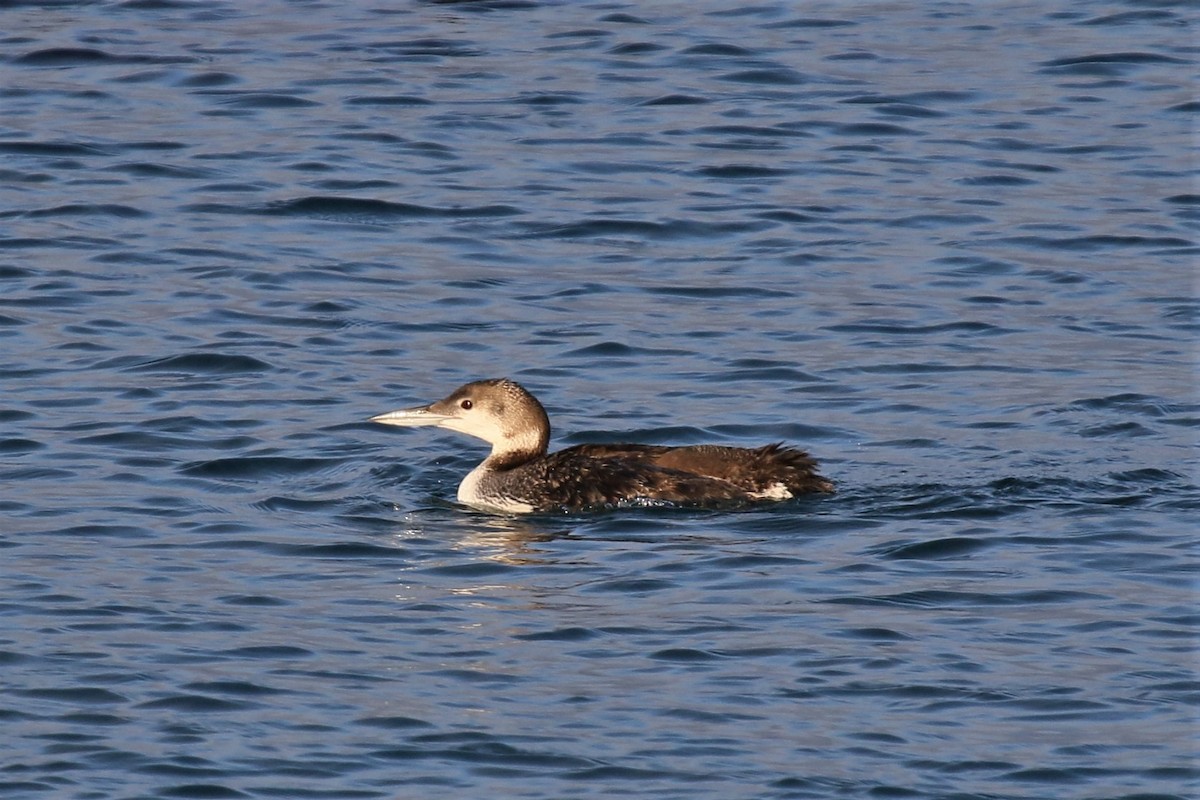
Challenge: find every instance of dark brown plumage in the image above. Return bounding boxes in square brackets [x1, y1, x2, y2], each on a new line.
[371, 378, 833, 513]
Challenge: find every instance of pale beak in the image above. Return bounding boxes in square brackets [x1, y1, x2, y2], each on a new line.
[369, 405, 452, 427]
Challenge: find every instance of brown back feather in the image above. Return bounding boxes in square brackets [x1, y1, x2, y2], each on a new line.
[560, 442, 833, 496]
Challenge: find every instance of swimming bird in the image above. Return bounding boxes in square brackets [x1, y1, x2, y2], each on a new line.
[370, 378, 833, 514]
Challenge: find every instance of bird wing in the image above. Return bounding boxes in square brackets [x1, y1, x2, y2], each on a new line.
[516, 446, 747, 510]
[559, 443, 832, 495]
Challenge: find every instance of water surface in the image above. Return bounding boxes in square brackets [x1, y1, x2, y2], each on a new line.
[1, 1, 1196, 798]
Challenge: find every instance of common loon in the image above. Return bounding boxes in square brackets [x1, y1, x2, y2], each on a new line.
[370, 378, 834, 514]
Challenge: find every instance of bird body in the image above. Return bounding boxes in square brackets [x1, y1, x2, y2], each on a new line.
[370, 378, 833, 514]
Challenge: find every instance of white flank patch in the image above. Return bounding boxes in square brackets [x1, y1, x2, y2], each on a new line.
[748, 482, 793, 501]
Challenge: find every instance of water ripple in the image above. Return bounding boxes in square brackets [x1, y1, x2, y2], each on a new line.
[1, 1, 1194, 799]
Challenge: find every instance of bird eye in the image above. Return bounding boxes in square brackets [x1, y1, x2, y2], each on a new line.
[460, 399, 473, 410]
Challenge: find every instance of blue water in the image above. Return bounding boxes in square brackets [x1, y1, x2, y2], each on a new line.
[2, 1, 1197, 798]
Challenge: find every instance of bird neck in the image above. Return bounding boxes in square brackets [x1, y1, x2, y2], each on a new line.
[485, 428, 548, 471]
